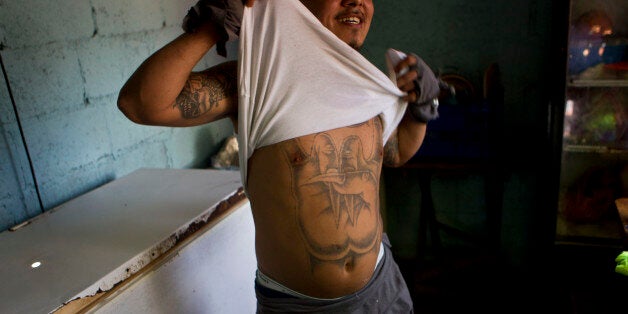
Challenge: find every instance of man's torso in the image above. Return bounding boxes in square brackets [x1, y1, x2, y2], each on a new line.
[246, 116, 385, 299]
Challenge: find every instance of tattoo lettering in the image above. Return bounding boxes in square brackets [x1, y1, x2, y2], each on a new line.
[285, 120, 384, 271]
[175, 64, 237, 119]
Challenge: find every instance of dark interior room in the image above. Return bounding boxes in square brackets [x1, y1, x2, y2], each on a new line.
[375, 0, 628, 312]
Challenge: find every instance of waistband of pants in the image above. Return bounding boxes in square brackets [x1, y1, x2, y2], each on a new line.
[255, 242, 385, 300]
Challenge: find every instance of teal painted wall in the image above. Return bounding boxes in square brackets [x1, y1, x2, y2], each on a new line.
[0, 0, 236, 232]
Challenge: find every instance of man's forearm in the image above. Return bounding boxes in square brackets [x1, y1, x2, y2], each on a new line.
[118, 23, 220, 124]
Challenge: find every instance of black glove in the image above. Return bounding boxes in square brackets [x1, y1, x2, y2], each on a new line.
[182, 0, 245, 57]
[407, 53, 451, 123]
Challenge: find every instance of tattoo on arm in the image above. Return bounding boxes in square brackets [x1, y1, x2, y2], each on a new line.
[175, 62, 237, 119]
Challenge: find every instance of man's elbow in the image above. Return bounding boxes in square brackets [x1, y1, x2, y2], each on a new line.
[383, 155, 404, 168]
[116, 90, 161, 125]
[385, 152, 416, 168]
[386, 160, 408, 168]
[117, 93, 142, 124]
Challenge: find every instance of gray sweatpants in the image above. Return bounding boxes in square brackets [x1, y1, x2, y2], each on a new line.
[255, 234, 414, 313]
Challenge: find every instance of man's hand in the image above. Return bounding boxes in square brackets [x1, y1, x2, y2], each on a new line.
[394, 53, 447, 123]
[394, 55, 436, 103]
[183, 0, 255, 56]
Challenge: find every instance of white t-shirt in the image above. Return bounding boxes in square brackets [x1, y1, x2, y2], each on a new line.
[237, 0, 407, 188]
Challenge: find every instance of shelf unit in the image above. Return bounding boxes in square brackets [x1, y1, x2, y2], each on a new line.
[569, 80, 628, 87]
[555, 0, 628, 248]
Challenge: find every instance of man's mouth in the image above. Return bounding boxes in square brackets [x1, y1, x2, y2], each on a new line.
[338, 16, 361, 25]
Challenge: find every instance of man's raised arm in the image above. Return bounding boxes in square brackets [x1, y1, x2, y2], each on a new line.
[118, 0, 256, 127]
[117, 22, 235, 127]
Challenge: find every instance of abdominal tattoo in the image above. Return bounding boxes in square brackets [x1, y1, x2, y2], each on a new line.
[175, 64, 237, 119]
[285, 120, 383, 271]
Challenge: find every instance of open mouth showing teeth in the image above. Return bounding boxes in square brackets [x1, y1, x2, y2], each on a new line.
[338, 17, 361, 24]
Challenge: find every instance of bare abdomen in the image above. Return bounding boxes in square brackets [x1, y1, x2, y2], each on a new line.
[246, 118, 385, 298]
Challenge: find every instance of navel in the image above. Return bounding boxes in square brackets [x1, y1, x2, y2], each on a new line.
[344, 255, 355, 272]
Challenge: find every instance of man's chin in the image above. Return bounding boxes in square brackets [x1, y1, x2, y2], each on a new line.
[349, 41, 362, 51]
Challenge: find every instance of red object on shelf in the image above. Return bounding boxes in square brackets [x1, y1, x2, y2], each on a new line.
[604, 61, 628, 71]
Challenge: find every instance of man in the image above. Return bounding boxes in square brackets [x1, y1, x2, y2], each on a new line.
[118, 0, 441, 312]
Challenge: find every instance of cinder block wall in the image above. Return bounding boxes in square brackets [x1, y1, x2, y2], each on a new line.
[0, 0, 236, 231]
